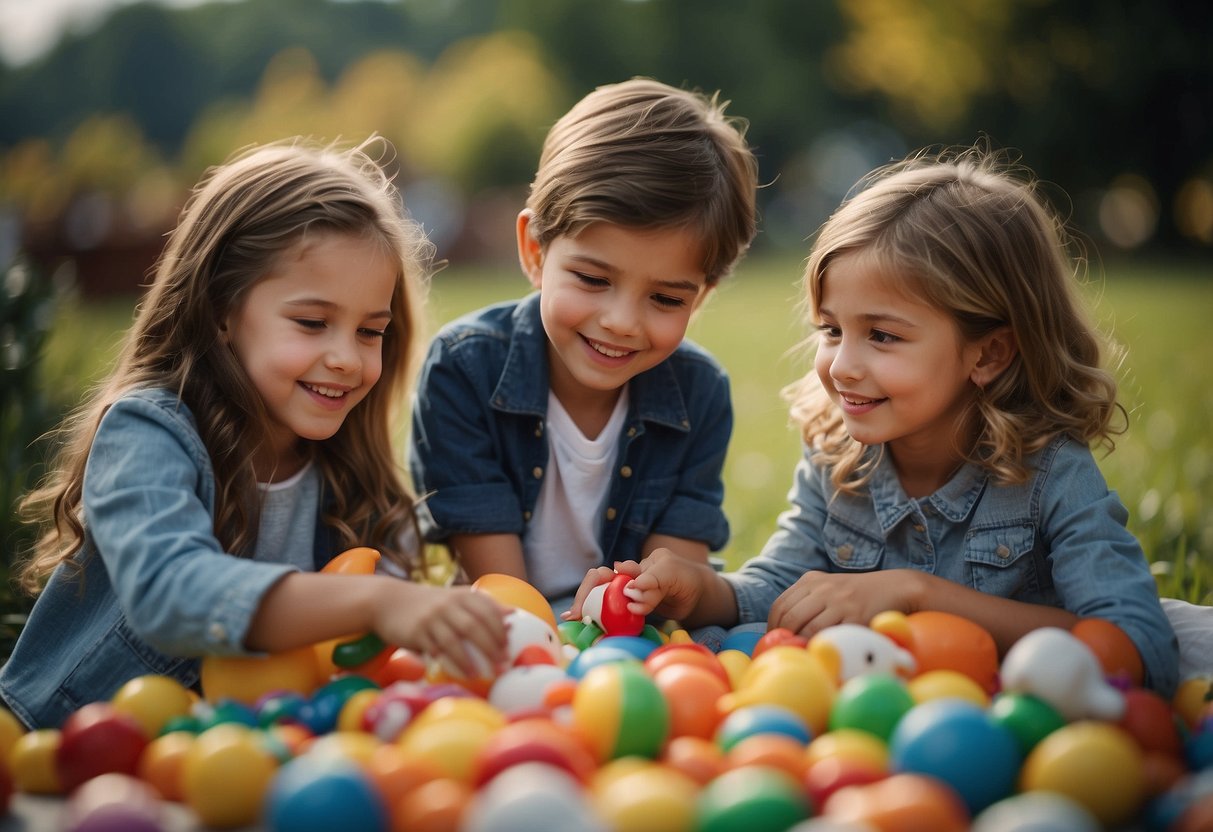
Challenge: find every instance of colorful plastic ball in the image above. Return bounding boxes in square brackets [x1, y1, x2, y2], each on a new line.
[988, 692, 1066, 757]
[462, 762, 607, 832]
[889, 698, 1021, 815]
[823, 772, 969, 832]
[306, 731, 382, 766]
[591, 760, 698, 832]
[159, 714, 201, 735]
[1070, 617, 1144, 687]
[1185, 728, 1213, 771]
[652, 663, 730, 740]
[137, 730, 195, 801]
[970, 791, 1101, 832]
[256, 691, 309, 728]
[394, 777, 475, 832]
[905, 610, 1000, 694]
[372, 648, 427, 687]
[567, 645, 644, 680]
[726, 734, 810, 780]
[489, 664, 570, 717]
[196, 697, 259, 731]
[805, 728, 890, 774]
[595, 635, 659, 661]
[298, 675, 379, 735]
[715, 650, 752, 689]
[471, 572, 559, 631]
[716, 704, 812, 751]
[109, 675, 195, 739]
[397, 716, 497, 783]
[9, 729, 63, 794]
[572, 660, 669, 762]
[907, 669, 990, 706]
[1019, 721, 1145, 827]
[662, 736, 727, 786]
[55, 701, 149, 791]
[362, 742, 440, 805]
[1173, 677, 1213, 730]
[722, 646, 835, 736]
[181, 723, 278, 829]
[1118, 687, 1183, 756]
[644, 643, 731, 687]
[64, 772, 164, 832]
[828, 672, 915, 741]
[802, 755, 885, 809]
[413, 695, 506, 734]
[473, 717, 597, 787]
[696, 765, 810, 832]
[752, 627, 808, 658]
[335, 688, 380, 733]
[0, 707, 24, 762]
[265, 754, 388, 832]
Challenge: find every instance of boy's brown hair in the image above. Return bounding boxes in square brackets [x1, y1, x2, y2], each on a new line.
[524, 77, 759, 285]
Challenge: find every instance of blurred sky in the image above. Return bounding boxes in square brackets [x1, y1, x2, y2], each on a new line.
[0, 0, 224, 66]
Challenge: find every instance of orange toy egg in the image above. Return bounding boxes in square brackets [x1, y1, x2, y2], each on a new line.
[905, 611, 999, 694]
[1071, 617, 1144, 686]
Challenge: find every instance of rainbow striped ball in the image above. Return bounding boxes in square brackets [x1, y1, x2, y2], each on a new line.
[572, 660, 669, 762]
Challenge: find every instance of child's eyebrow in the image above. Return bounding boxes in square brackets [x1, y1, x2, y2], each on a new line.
[566, 255, 701, 293]
[286, 298, 392, 318]
[818, 306, 918, 328]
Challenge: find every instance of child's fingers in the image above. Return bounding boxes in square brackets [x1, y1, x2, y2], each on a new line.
[563, 567, 616, 619]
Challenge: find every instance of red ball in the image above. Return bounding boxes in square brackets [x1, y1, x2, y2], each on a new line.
[55, 702, 149, 792]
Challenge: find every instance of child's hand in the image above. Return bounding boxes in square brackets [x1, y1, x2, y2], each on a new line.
[768, 569, 916, 637]
[623, 549, 718, 621]
[563, 564, 634, 621]
[376, 584, 510, 678]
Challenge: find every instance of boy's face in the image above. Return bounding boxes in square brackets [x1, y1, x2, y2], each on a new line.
[517, 213, 709, 413]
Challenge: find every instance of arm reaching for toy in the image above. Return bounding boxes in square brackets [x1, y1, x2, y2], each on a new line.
[563, 548, 739, 629]
[245, 572, 511, 678]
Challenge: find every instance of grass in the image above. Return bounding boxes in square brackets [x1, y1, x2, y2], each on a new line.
[34, 252, 1213, 603]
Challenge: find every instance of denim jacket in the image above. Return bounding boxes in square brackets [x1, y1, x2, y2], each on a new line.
[722, 436, 1180, 696]
[410, 293, 731, 573]
[0, 388, 339, 729]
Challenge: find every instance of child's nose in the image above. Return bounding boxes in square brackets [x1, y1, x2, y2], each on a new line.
[325, 334, 361, 372]
[830, 340, 863, 382]
[599, 298, 640, 336]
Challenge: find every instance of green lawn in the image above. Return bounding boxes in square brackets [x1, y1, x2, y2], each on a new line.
[38, 252, 1213, 602]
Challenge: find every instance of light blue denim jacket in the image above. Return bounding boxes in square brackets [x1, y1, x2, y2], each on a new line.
[0, 388, 339, 729]
[411, 293, 732, 570]
[722, 436, 1180, 696]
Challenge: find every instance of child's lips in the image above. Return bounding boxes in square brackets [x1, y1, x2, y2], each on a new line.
[838, 391, 885, 413]
[583, 336, 636, 361]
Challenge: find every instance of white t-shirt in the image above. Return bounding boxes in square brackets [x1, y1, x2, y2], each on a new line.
[522, 389, 629, 600]
[254, 460, 318, 570]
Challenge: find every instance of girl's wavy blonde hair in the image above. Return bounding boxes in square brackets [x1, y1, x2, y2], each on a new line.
[18, 136, 434, 594]
[787, 145, 1125, 493]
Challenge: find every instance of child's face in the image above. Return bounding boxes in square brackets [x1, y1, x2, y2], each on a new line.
[223, 231, 397, 479]
[813, 251, 988, 469]
[518, 216, 708, 411]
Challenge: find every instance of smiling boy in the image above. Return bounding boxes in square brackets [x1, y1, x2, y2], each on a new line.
[410, 78, 759, 608]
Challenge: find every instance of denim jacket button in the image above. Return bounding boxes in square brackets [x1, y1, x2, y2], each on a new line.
[836, 544, 853, 562]
[914, 524, 926, 533]
[627, 427, 637, 437]
[620, 465, 633, 478]
[532, 467, 543, 479]
[996, 544, 1011, 559]
[523, 511, 532, 521]
[606, 507, 617, 521]
[208, 622, 226, 642]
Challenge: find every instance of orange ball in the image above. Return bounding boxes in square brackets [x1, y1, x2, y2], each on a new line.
[726, 734, 809, 781]
[652, 663, 730, 740]
[824, 772, 969, 832]
[393, 777, 472, 832]
[662, 736, 726, 786]
[137, 731, 194, 802]
[905, 611, 999, 694]
[1071, 617, 1144, 686]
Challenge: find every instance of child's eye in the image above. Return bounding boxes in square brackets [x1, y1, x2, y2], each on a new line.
[652, 294, 686, 309]
[295, 318, 326, 330]
[574, 272, 609, 288]
[816, 323, 841, 340]
[358, 327, 387, 339]
[870, 329, 900, 344]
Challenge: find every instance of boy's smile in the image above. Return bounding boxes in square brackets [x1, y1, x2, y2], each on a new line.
[518, 215, 708, 434]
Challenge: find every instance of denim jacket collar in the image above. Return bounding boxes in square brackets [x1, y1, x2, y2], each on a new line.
[490, 292, 691, 432]
[865, 447, 988, 534]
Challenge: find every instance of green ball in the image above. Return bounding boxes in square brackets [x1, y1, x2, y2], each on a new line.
[828, 672, 915, 741]
[989, 691, 1067, 755]
[696, 766, 810, 832]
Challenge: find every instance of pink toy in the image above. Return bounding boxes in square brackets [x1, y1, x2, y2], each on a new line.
[581, 573, 645, 636]
[1000, 627, 1125, 722]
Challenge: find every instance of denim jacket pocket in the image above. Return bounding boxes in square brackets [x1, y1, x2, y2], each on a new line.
[964, 524, 1038, 597]
[60, 618, 198, 711]
[822, 518, 884, 571]
[611, 475, 677, 560]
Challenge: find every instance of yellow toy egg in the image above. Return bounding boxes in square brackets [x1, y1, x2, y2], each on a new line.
[397, 717, 496, 783]
[1020, 721, 1145, 827]
[200, 645, 324, 705]
[111, 674, 196, 738]
[908, 669, 990, 706]
[472, 573, 558, 631]
[182, 724, 278, 828]
[9, 729, 63, 794]
[591, 760, 698, 832]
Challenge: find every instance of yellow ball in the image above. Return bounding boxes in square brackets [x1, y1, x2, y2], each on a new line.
[908, 669, 990, 707]
[1020, 721, 1144, 827]
[8, 729, 62, 794]
[0, 707, 25, 762]
[591, 761, 698, 832]
[410, 695, 506, 733]
[397, 717, 496, 783]
[200, 646, 324, 705]
[715, 649, 752, 689]
[182, 724, 278, 828]
[805, 727, 889, 773]
[111, 674, 195, 737]
[306, 731, 383, 767]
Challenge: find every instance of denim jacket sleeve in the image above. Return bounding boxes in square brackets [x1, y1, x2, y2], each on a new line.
[83, 393, 297, 656]
[1035, 439, 1179, 696]
[410, 327, 528, 539]
[722, 444, 831, 624]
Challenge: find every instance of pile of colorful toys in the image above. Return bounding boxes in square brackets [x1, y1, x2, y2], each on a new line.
[1, 564, 1211, 831]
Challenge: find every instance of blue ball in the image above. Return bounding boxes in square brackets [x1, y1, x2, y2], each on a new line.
[265, 755, 388, 832]
[595, 635, 660, 661]
[719, 626, 765, 656]
[715, 704, 812, 751]
[890, 698, 1021, 815]
[566, 645, 642, 680]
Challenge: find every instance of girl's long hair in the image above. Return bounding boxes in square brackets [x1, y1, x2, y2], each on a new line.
[787, 146, 1124, 493]
[17, 136, 433, 593]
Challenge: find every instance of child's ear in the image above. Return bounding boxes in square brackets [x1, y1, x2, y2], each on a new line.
[516, 209, 544, 290]
[970, 325, 1017, 387]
